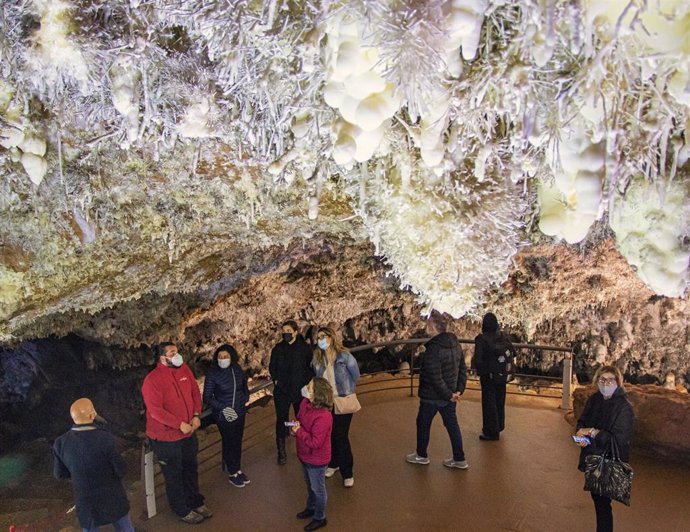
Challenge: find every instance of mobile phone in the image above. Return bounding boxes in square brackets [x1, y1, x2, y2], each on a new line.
[284, 421, 298, 427]
[572, 435, 591, 445]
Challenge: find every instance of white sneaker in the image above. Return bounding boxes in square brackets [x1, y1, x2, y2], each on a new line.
[343, 477, 354, 488]
[443, 458, 468, 469]
[405, 452, 430, 465]
[325, 467, 339, 478]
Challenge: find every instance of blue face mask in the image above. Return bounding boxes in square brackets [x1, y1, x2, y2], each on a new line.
[317, 338, 329, 350]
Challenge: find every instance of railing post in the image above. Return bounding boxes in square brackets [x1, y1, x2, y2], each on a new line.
[561, 352, 573, 410]
[409, 349, 414, 397]
[143, 443, 157, 519]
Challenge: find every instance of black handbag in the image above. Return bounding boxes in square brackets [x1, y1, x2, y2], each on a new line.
[583, 437, 633, 506]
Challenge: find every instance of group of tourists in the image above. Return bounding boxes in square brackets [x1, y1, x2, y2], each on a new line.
[50, 312, 634, 532]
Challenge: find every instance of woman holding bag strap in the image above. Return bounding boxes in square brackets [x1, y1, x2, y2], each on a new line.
[575, 365, 634, 532]
[312, 326, 360, 488]
[203, 344, 250, 488]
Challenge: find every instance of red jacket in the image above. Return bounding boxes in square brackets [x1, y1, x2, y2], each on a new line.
[142, 363, 202, 442]
[296, 399, 332, 466]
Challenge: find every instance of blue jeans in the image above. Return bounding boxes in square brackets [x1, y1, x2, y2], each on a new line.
[82, 513, 134, 532]
[301, 462, 327, 521]
[416, 400, 465, 461]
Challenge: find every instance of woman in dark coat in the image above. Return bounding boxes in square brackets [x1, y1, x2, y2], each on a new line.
[473, 312, 514, 441]
[575, 365, 635, 532]
[203, 344, 250, 488]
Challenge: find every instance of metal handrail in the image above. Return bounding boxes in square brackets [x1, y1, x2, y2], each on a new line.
[143, 337, 573, 518]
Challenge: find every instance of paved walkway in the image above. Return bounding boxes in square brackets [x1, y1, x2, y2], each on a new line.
[137, 378, 689, 531]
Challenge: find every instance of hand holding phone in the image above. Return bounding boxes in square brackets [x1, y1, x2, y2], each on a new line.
[285, 421, 298, 427]
[572, 435, 591, 445]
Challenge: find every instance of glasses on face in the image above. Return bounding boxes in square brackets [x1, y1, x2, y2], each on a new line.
[598, 377, 617, 385]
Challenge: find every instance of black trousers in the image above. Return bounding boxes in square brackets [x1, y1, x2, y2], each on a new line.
[591, 493, 613, 532]
[150, 435, 204, 517]
[330, 412, 354, 479]
[480, 375, 506, 438]
[217, 414, 246, 475]
[274, 393, 302, 442]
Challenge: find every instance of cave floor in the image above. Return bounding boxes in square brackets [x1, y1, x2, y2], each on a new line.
[134, 377, 689, 532]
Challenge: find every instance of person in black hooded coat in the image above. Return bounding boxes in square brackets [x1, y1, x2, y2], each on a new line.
[473, 312, 515, 441]
[269, 320, 314, 465]
[575, 365, 634, 532]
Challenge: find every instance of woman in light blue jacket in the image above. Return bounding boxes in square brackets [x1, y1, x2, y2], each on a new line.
[312, 326, 360, 488]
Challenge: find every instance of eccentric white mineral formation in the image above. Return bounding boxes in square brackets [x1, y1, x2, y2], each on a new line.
[110, 56, 141, 145]
[25, 0, 90, 97]
[178, 97, 216, 139]
[610, 178, 690, 298]
[2, 0, 690, 336]
[537, 123, 604, 244]
[323, 17, 400, 167]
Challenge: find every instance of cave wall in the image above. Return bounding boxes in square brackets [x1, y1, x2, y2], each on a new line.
[1, 239, 688, 449]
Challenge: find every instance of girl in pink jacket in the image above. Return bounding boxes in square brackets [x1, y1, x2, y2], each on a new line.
[291, 378, 333, 531]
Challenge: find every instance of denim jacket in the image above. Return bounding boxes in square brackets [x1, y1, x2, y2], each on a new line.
[312, 352, 360, 397]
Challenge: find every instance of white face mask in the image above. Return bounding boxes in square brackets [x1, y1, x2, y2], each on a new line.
[317, 338, 329, 350]
[301, 385, 312, 400]
[218, 359, 231, 369]
[598, 383, 618, 398]
[167, 354, 184, 367]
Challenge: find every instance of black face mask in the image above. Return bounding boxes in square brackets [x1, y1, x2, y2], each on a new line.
[282, 333, 293, 342]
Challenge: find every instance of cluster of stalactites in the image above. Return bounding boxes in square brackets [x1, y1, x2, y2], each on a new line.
[0, 0, 689, 321]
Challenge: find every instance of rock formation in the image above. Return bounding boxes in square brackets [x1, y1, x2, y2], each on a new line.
[573, 385, 690, 463]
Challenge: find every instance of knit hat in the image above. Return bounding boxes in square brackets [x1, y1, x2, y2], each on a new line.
[482, 312, 499, 333]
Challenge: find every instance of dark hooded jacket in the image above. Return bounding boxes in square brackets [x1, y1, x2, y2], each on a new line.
[418, 332, 467, 401]
[576, 386, 635, 471]
[53, 424, 130, 529]
[473, 331, 514, 377]
[269, 334, 314, 403]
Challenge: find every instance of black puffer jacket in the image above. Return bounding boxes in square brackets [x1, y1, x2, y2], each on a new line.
[576, 386, 635, 471]
[418, 332, 467, 401]
[203, 363, 249, 422]
[269, 335, 314, 402]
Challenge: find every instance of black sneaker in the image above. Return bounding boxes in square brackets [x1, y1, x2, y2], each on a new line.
[479, 433, 499, 441]
[237, 471, 250, 485]
[304, 518, 327, 531]
[228, 473, 246, 488]
[296, 508, 315, 520]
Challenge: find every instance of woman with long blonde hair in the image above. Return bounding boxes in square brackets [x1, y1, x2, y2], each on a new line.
[311, 326, 360, 488]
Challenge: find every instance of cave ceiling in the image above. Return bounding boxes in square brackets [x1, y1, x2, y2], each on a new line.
[0, 0, 689, 345]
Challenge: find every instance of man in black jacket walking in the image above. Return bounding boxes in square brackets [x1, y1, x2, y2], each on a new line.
[269, 320, 314, 464]
[406, 313, 468, 469]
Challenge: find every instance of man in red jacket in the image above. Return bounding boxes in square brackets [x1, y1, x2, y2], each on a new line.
[142, 342, 212, 524]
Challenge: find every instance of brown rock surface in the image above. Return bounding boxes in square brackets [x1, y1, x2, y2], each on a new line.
[573, 384, 690, 463]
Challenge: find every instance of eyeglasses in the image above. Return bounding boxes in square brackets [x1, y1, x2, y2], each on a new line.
[598, 377, 617, 385]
